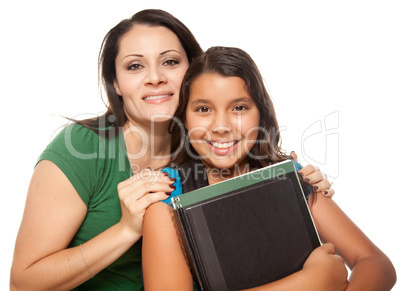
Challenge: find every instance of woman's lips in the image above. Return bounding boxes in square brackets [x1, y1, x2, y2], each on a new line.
[142, 93, 173, 104]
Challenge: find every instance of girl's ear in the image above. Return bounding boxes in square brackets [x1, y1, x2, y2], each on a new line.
[113, 80, 123, 96]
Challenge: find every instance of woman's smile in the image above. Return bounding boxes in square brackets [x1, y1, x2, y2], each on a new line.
[142, 92, 174, 103]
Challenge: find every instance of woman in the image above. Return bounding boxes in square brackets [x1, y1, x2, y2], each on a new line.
[10, 10, 333, 290]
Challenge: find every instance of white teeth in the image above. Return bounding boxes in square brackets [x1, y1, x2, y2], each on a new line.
[143, 94, 170, 101]
[211, 141, 235, 149]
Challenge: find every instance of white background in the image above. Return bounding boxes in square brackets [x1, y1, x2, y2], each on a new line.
[1, 0, 401, 289]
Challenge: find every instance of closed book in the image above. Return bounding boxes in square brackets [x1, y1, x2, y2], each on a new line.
[172, 160, 321, 291]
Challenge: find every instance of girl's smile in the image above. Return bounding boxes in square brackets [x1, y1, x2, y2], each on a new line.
[207, 139, 240, 155]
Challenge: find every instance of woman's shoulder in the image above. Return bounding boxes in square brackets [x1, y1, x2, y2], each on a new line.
[43, 123, 108, 158]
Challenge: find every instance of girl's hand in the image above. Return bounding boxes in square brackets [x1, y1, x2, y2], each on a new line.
[302, 243, 348, 291]
[117, 169, 175, 238]
[290, 151, 334, 197]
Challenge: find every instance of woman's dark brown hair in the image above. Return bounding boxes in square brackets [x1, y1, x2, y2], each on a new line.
[169, 46, 314, 199]
[75, 9, 203, 136]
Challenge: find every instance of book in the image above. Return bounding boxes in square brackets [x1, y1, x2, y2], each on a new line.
[171, 160, 321, 291]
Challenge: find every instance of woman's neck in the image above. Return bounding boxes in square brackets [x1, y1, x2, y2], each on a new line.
[123, 120, 171, 171]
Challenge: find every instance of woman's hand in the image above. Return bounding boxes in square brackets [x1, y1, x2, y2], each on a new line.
[118, 169, 175, 238]
[302, 243, 349, 291]
[290, 151, 334, 197]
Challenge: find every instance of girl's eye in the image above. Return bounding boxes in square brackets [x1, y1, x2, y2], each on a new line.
[233, 105, 248, 111]
[196, 106, 211, 113]
[127, 63, 144, 71]
[163, 59, 179, 66]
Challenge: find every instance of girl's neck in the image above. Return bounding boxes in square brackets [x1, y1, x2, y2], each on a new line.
[123, 120, 171, 171]
[206, 162, 253, 185]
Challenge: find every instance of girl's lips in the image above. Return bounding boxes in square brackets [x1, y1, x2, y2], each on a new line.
[209, 140, 238, 149]
[207, 140, 240, 155]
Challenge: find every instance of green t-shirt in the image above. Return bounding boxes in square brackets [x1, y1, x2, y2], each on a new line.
[37, 124, 143, 290]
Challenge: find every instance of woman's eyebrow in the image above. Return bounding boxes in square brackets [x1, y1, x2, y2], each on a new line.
[120, 50, 181, 61]
[121, 54, 144, 61]
[160, 49, 182, 55]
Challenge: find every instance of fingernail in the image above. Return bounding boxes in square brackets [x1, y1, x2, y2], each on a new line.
[165, 192, 172, 197]
[313, 186, 319, 191]
[170, 185, 176, 190]
[323, 190, 328, 195]
[169, 177, 176, 182]
[162, 172, 169, 176]
[304, 177, 310, 183]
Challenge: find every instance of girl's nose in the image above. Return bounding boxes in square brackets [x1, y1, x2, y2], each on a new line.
[212, 112, 232, 134]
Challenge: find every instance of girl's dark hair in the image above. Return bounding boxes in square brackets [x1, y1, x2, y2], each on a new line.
[75, 9, 203, 136]
[170, 46, 286, 167]
[169, 46, 315, 199]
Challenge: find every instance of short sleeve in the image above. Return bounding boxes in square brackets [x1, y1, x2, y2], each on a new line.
[291, 160, 312, 197]
[36, 124, 101, 206]
[161, 167, 183, 205]
[293, 161, 303, 172]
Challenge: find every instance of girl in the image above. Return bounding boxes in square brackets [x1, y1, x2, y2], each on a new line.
[142, 47, 396, 290]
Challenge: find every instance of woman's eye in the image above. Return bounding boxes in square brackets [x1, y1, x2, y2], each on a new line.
[163, 59, 179, 66]
[127, 63, 144, 71]
[196, 106, 210, 113]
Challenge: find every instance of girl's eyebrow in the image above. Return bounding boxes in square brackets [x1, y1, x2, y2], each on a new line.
[189, 99, 210, 106]
[190, 97, 253, 106]
[231, 97, 253, 104]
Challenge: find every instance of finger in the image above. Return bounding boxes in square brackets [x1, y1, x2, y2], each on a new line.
[120, 179, 174, 201]
[298, 164, 317, 178]
[321, 243, 336, 254]
[304, 171, 327, 184]
[136, 192, 172, 211]
[133, 168, 164, 181]
[311, 179, 331, 193]
[137, 181, 176, 198]
[321, 188, 335, 198]
[290, 151, 298, 162]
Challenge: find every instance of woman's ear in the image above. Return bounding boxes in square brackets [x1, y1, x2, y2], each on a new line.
[113, 80, 122, 96]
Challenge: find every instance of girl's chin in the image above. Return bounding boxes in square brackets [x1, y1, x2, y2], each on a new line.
[204, 159, 249, 172]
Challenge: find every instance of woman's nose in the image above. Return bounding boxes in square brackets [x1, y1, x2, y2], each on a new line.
[145, 65, 167, 86]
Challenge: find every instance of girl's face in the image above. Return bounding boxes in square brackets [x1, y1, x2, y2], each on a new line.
[185, 73, 260, 177]
[114, 25, 189, 126]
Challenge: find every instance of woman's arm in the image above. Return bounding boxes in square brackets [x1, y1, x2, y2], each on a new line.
[10, 161, 171, 290]
[290, 152, 335, 197]
[309, 193, 397, 291]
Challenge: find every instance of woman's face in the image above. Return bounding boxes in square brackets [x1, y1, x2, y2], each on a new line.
[185, 73, 260, 177]
[114, 25, 189, 126]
